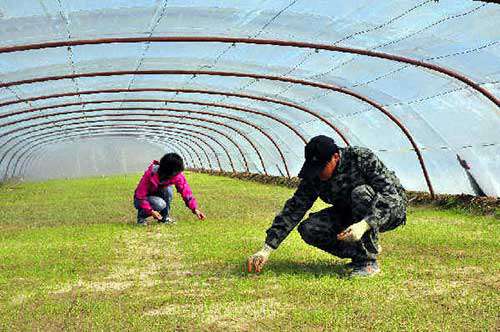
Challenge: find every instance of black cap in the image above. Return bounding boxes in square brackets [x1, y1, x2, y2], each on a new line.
[298, 135, 339, 180]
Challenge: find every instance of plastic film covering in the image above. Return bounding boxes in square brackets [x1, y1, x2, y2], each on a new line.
[0, 0, 498, 196]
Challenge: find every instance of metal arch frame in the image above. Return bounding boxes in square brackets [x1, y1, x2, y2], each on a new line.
[1, 121, 235, 174]
[0, 36, 496, 107]
[14, 132, 196, 179]
[2, 119, 237, 177]
[0, 123, 205, 174]
[0, 98, 308, 144]
[18, 134, 196, 179]
[1, 36, 497, 194]
[166, 137, 198, 170]
[5, 128, 209, 179]
[0, 107, 283, 177]
[18, 136, 180, 179]
[161, 133, 208, 170]
[26, 125, 223, 171]
[15, 133, 197, 179]
[20, 148, 47, 179]
[0, 97, 308, 177]
[144, 127, 222, 171]
[158, 135, 203, 169]
[169, 129, 223, 170]
[0, 107, 290, 177]
[19, 136, 196, 178]
[3, 118, 245, 177]
[0, 69, 436, 196]
[11, 130, 210, 178]
[0, 88, 349, 144]
[1, 115, 251, 175]
[168, 136, 205, 170]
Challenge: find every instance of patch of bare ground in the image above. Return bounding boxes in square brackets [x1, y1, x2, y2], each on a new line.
[402, 264, 499, 299]
[145, 297, 288, 331]
[49, 228, 184, 295]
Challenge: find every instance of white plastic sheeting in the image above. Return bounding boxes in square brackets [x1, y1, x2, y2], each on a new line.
[0, 1, 498, 195]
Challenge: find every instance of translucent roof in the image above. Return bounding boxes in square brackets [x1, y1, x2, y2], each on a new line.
[0, 0, 498, 196]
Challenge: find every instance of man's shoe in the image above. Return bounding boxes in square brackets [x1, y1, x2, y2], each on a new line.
[349, 260, 380, 277]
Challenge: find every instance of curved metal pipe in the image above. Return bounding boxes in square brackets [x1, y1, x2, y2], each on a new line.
[0, 98, 307, 144]
[1, 121, 233, 174]
[0, 36, 495, 107]
[3, 124, 213, 172]
[153, 133, 206, 170]
[0, 87, 348, 144]
[13, 132, 199, 179]
[0, 107, 282, 177]
[1, 115, 250, 175]
[166, 130, 221, 171]
[19, 138, 198, 179]
[5, 128, 221, 179]
[7, 129, 208, 179]
[20, 151, 44, 179]
[15, 133, 197, 179]
[171, 133, 212, 170]
[172, 136, 204, 170]
[154, 135, 202, 169]
[0, 70, 435, 195]
[1, 97, 306, 177]
[5, 99, 298, 176]
[167, 137, 197, 170]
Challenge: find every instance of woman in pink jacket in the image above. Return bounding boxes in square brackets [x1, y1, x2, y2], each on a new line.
[134, 153, 206, 225]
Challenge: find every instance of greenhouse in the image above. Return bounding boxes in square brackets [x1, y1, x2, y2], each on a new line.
[0, 1, 498, 331]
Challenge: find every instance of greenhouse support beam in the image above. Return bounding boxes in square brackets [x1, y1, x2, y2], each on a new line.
[0, 107, 284, 177]
[1, 115, 252, 177]
[2, 122, 234, 174]
[0, 69, 435, 196]
[9, 124, 224, 174]
[0, 36, 496, 107]
[0, 98, 307, 144]
[0, 88, 349, 145]
[14, 132, 201, 179]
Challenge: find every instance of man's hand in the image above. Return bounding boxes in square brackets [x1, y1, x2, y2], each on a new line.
[247, 244, 274, 273]
[151, 210, 162, 221]
[337, 220, 371, 242]
[194, 209, 206, 220]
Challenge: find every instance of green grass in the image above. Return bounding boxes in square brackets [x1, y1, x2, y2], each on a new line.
[0, 173, 498, 331]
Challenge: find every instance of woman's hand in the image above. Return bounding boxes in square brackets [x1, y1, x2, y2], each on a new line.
[151, 210, 163, 221]
[194, 209, 206, 220]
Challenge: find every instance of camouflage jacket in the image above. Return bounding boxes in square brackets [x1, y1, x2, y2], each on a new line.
[265, 146, 407, 249]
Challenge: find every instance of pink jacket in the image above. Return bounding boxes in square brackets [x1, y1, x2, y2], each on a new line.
[134, 161, 198, 215]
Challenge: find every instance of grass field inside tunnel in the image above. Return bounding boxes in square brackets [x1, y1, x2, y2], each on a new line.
[0, 172, 498, 331]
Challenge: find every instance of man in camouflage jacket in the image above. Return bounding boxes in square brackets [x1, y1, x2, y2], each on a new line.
[247, 135, 407, 277]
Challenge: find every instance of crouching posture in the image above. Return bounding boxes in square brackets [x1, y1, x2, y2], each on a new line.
[248, 135, 407, 277]
[134, 153, 205, 225]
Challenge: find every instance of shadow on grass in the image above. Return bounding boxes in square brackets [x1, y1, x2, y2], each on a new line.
[267, 260, 350, 277]
[228, 259, 351, 278]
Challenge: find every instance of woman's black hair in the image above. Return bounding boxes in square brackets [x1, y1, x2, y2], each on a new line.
[158, 153, 184, 179]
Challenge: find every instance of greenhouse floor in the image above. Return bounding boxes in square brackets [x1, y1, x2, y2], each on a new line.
[0, 172, 498, 331]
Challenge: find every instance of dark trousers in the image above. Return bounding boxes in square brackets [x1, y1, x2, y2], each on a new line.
[298, 185, 380, 262]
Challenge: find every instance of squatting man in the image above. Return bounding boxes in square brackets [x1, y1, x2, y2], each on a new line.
[247, 135, 407, 277]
